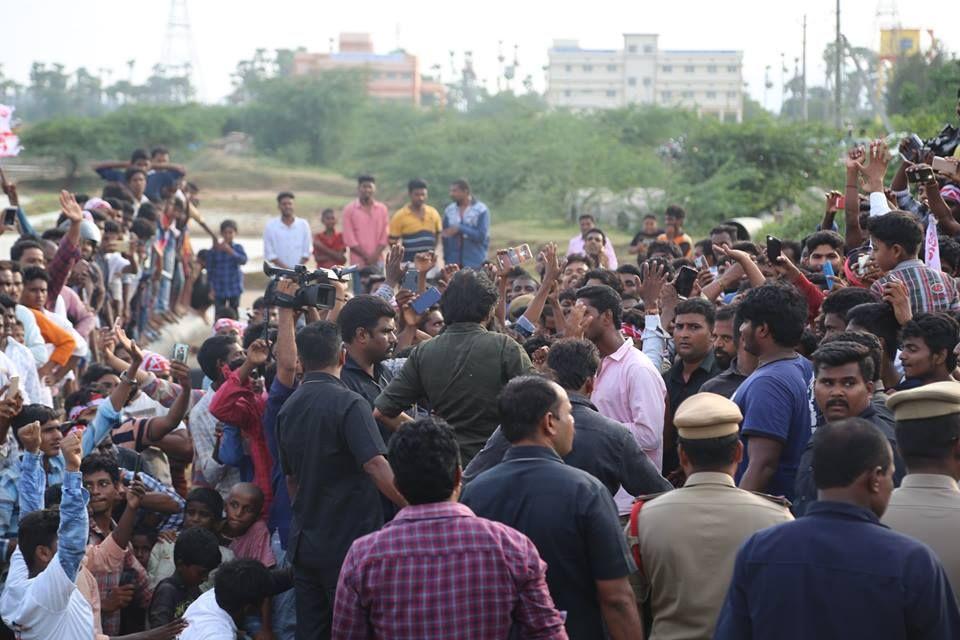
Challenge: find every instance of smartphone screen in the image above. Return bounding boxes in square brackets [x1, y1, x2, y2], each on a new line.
[674, 266, 698, 298]
[766, 235, 782, 262]
[401, 269, 418, 291]
[411, 287, 442, 315]
[2, 208, 16, 227]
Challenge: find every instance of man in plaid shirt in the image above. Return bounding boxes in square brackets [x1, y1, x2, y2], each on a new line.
[333, 418, 568, 640]
[869, 211, 960, 314]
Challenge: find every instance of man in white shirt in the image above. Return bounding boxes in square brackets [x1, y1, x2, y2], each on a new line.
[0, 431, 93, 639]
[263, 191, 312, 270]
[567, 213, 617, 267]
[180, 559, 272, 640]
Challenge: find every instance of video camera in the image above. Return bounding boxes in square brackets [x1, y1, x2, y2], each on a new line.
[904, 125, 960, 163]
[262, 262, 357, 310]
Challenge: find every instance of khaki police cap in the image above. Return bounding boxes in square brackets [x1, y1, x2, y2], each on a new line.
[674, 392, 742, 439]
[886, 381, 960, 421]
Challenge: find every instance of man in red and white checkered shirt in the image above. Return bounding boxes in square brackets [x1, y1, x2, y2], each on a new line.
[332, 417, 568, 640]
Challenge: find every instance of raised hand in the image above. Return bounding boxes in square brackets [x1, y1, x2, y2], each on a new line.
[59, 190, 84, 223]
[384, 244, 404, 288]
[138, 619, 189, 640]
[638, 261, 668, 311]
[859, 139, 890, 193]
[540, 242, 561, 284]
[170, 361, 192, 388]
[414, 251, 437, 274]
[125, 476, 146, 511]
[246, 338, 270, 367]
[17, 421, 41, 454]
[882, 276, 912, 326]
[562, 303, 589, 339]
[62, 431, 82, 472]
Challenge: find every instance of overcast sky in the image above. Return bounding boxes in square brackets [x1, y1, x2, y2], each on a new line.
[3, 0, 954, 112]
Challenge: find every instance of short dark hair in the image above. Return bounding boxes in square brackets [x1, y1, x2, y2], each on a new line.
[130, 218, 156, 241]
[615, 264, 642, 278]
[811, 341, 874, 381]
[709, 225, 737, 239]
[901, 312, 960, 371]
[582, 269, 623, 295]
[79, 453, 120, 483]
[11, 405, 58, 445]
[214, 559, 272, 616]
[584, 228, 607, 245]
[821, 330, 884, 381]
[812, 418, 892, 489]
[357, 175, 375, 185]
[578, 214, 595, 222]
[735, 283, 807, 347]
[576, 284, 623, 330]
[124, 167, 146, 182]
[938, 235, 960, 274]
[715, 304, 738, 324]
[18, 509, 59, 572]
[821, 287, 879, 319]
[451, 178, 470, 192]
[665, 205, 686, 220]
[867, 211, 922, 257]
[10, 239, 43, 263]
[498, 376, 562, 443]
[130, 148, 149, 163]
[646, 241, 681, 259]
[388, 417, 461, 505]
[175, 527, 223, 570]
[339, 295, 396, 344]
[678, 433, 741, 469]
[564, 253, 595, 270]
[296, 321, 342, 371]
[407, 179, 428, 193]
[220, 219, 238, 233]
[186, 487, 224, 521]
[21, 266, 48, 285]
[440, 269, 498, 325]
[103, 220, 121, 235]
[276, 191, 295, 203]
[674, 298, 716, 327]
[846, 302, 901, 354]
[215, 305, 239, 321]
[547, 339, 600, 391]
[197, 335, 240, 381]
[896, 413, 960, 465]
[643, 214, 657, 221]
[150, 146, 169, 159]
[805, 230, 844, 253]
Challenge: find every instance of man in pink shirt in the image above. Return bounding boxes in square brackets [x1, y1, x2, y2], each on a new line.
[342, 175, 389, 272]
[567, 214, 618, 268]
[575, 284, 667, 514]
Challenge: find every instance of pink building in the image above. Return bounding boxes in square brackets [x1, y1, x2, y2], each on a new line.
[293, 33, 445, 107]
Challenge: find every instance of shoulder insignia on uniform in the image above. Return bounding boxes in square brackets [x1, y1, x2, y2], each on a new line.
[634, 492, 669, 504]
[748, 491, 792, 508]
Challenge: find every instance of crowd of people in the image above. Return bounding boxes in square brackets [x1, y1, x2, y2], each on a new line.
[0, 102, 959, 639]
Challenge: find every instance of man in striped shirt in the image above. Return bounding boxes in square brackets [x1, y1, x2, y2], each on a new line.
[869, 211, 960, 314]
[388, 179, 441, 262]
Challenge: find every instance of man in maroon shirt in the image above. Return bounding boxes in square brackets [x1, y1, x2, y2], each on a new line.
[332, 417, 568, 640]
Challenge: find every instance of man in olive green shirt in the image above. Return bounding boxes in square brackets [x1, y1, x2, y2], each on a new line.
[375, 270, 533, 462]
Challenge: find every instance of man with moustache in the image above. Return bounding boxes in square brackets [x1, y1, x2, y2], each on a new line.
[702, 304, 758, 400]
[793, 340, 906, 515]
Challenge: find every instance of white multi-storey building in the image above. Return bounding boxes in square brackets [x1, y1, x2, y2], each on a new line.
[547, 33, 743, 122]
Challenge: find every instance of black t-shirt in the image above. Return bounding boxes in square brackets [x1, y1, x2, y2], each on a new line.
[149, 574, 200, 628]
[461, 445, 635, 640]
[277, 371, 387, 580]
[631, 230, 663, 247]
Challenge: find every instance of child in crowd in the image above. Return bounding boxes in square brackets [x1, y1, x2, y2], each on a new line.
[206, 219, 248, 311]
[313, 207, 346, 269]
[148, 487, 236, 590]
[148, 527, 222, 628]
[222, 482, 275, 568]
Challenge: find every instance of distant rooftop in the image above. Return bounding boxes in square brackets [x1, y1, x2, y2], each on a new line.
[329, 52, 409, 63]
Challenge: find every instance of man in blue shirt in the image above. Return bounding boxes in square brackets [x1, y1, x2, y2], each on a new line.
[715, 418, 960, 639]
[442, 179, 489, 269]
[732, 283, 815, 500]
[205, 219, 248, 310]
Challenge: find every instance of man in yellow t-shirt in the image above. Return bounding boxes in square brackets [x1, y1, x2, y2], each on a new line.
[389, 179, 442, 262]
[656, 205, 694, 258]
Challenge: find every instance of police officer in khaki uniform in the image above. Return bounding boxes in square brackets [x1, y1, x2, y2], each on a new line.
[883, 380, 960, 605]
[626, 392, 793, 640]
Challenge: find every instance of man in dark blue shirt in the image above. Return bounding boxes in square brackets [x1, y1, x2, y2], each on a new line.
[461, 376, 642, 640]
[715, 418, 960, 639]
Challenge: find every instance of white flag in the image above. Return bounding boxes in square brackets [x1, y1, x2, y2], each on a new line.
[0, 105, 21, 158]
[925, 215, 941, 272]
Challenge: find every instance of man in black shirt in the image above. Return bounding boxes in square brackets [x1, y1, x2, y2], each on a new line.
[461, 376, 642, 640]
[276, 320, 405, 640]
[463, 339, 672, 498]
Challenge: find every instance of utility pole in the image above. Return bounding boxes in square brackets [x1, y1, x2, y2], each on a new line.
[834, 0, 842, 128]
[801, 14, 808, 121]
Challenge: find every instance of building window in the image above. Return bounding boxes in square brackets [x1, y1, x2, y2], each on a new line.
[386, 72, 396, 79]
[661, 65, 672, 73]
[606, 64, 617, 72]
[401, 72, 412, 79]
[643, 77, 652, 87]
[706, 90, 717, 99]
[684, 65, 695, 73]
[564, 90, 571, 97]
[707, 65, 717, 73]
[628, 77, 637, 86]
[727, 90, 738, 98]
[628, 45, 637, 53]
[644, 45, 654, 53]
[371, 71, 381, 79]
[565, 64, 572, 72]
[682, 90, 694, 98]
[583, 64, 593, 71]
[727, 65, 738, 73]
[662, 91, 672, 100]
[606, 90, 616, 97]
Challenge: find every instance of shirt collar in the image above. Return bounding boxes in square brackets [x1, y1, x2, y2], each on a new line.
[391, 502, 476, 524]
[302, 371, 342, 385]
[670, 350, 717, 378]
[891, 259, 924, 271]
[605, 338, 634, 363]
[568, 392, 598, 411]
[343, 354, 381, 377]
[684, 471, 736, 488]
[805, 500, 883, 525]
[443, 322, 486, 334]
[502, 444, 565, 464]
[900, 474, 960, 491]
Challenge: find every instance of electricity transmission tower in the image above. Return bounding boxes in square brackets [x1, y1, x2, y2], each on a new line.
[161, 0, 201, 99]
